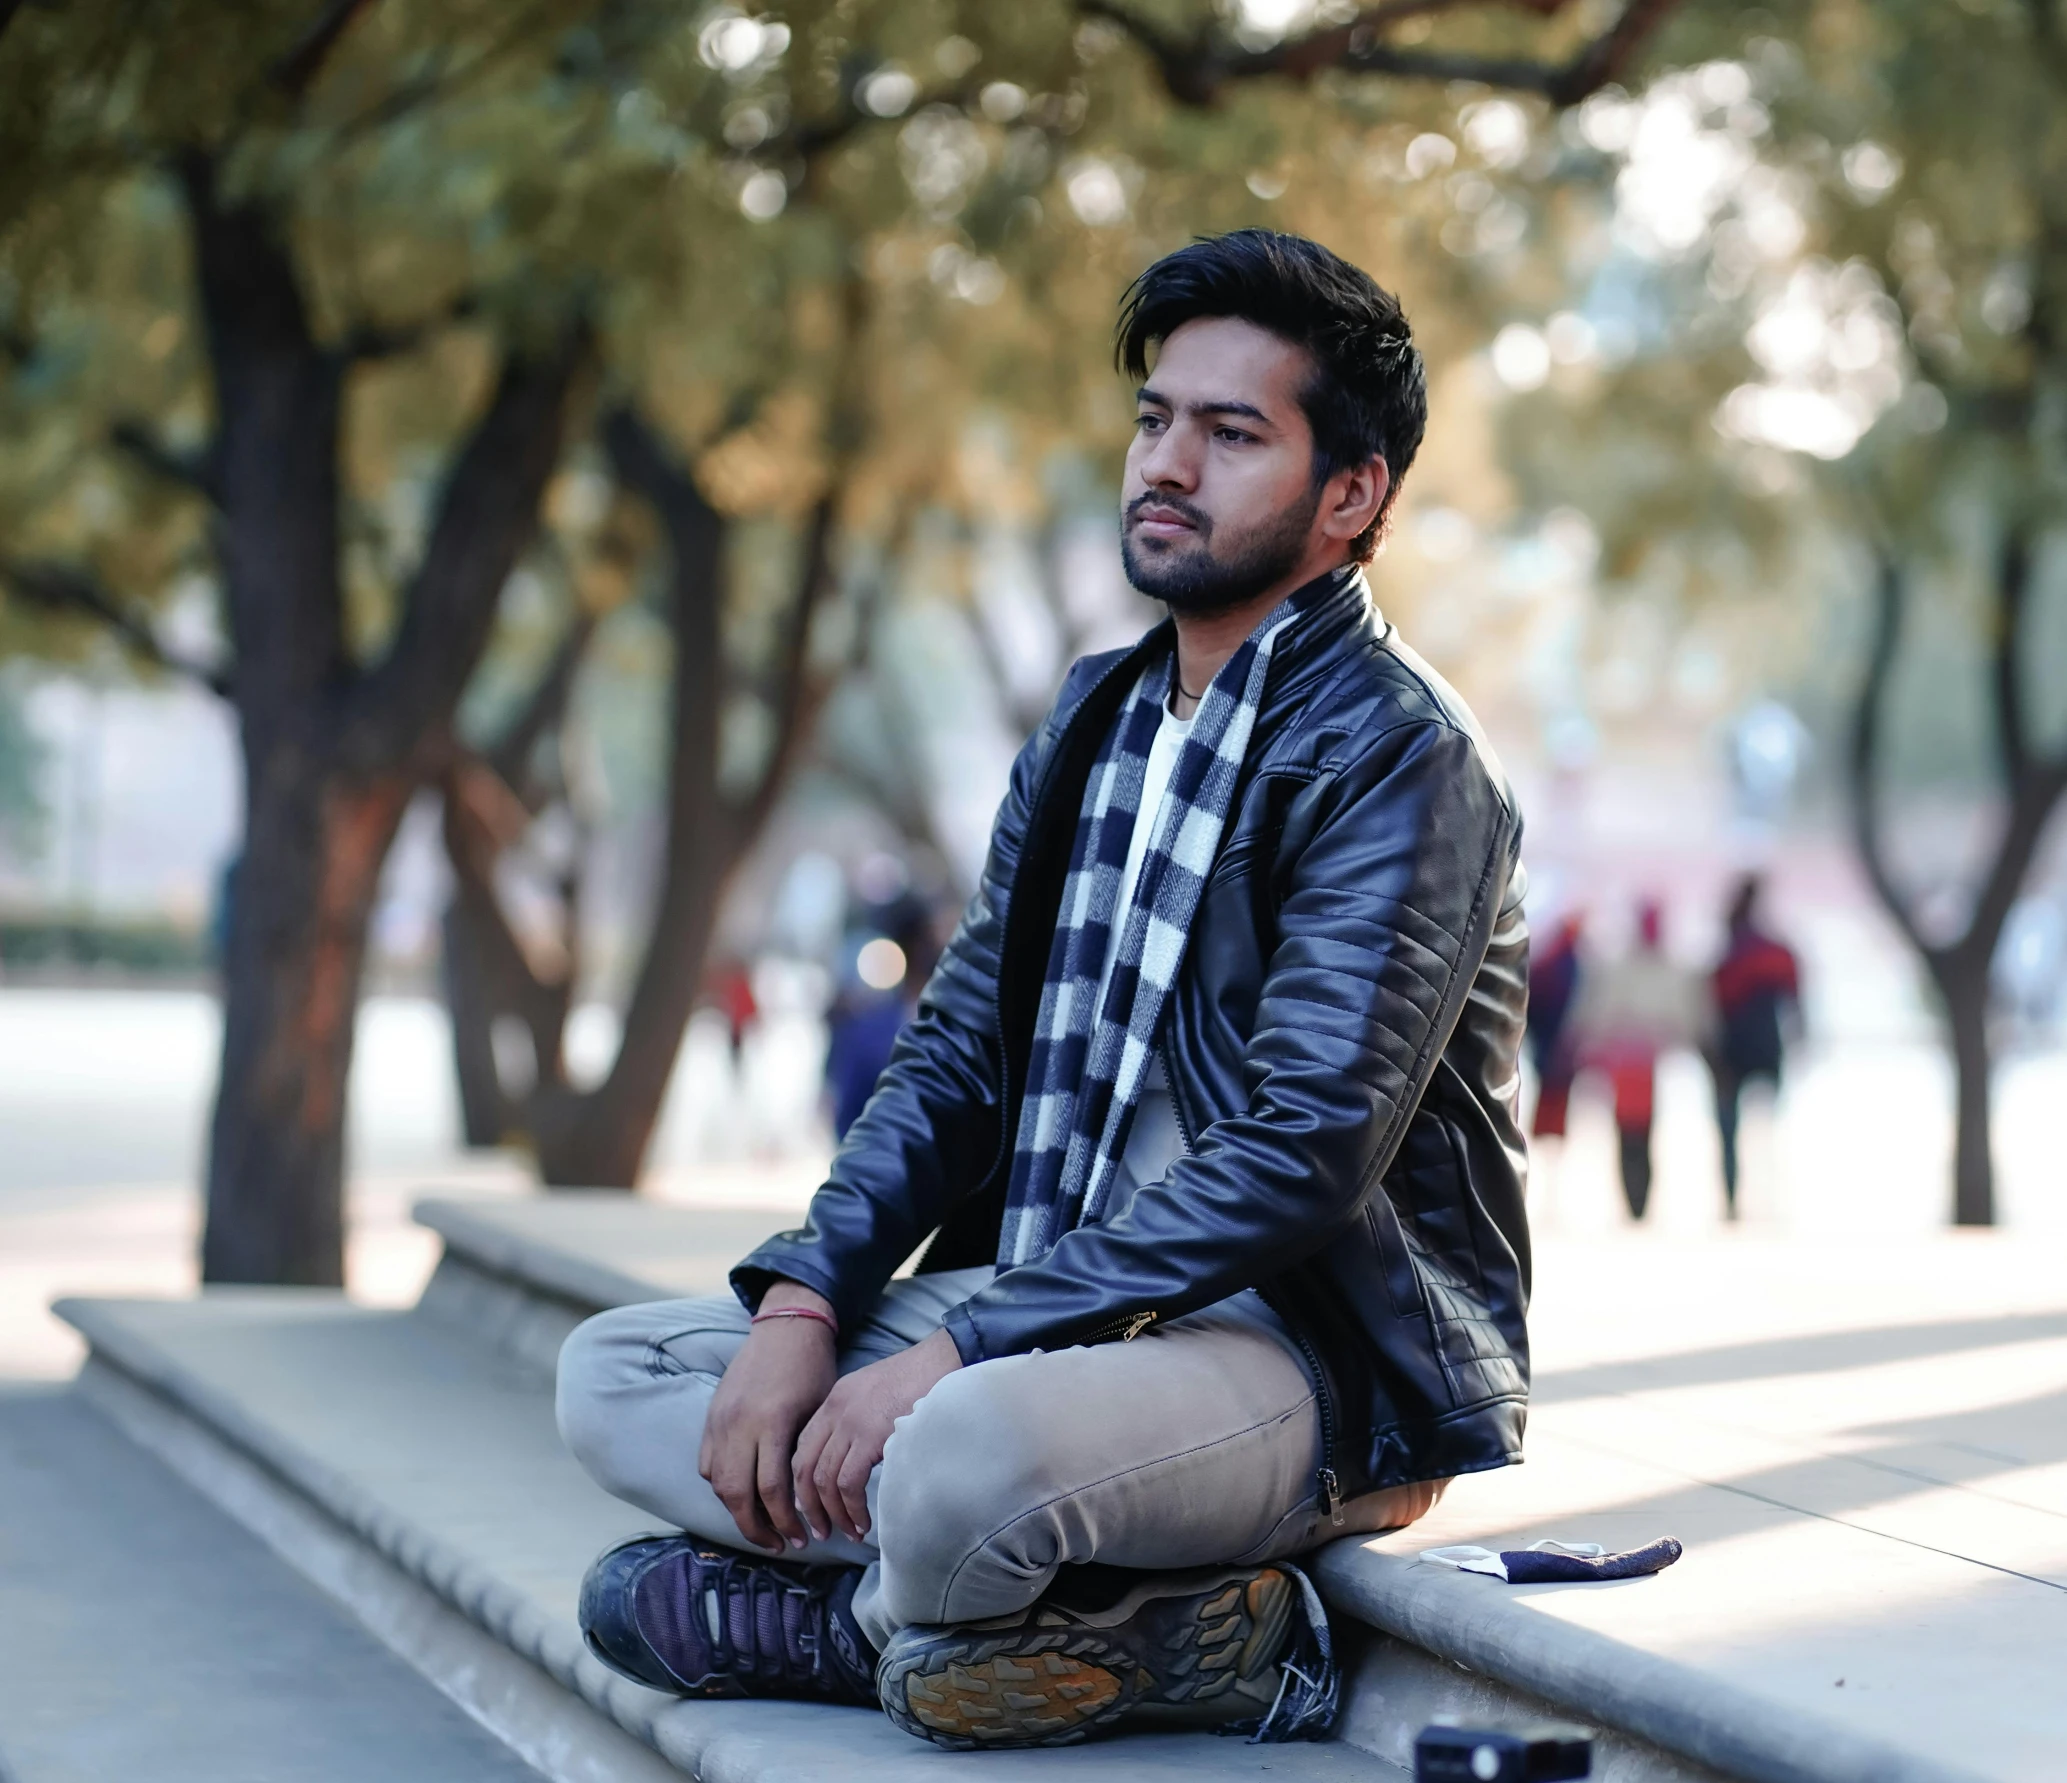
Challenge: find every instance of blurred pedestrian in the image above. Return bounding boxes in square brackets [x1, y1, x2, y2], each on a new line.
[1710, 874, 1801, 1220]
[1526, 912, 1585, 1140]
[822, 934, 912, 1140]
[1576, 900, 1709, 1221]
[703, 955, 759, 1066]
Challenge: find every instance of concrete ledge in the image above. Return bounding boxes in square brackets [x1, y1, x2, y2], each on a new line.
[397, 1195, 2005, 1783]
[1340, 1630, 1734, 1783]
[53, 1293, 1395, 1782]
[76, 1357, 683, 1783]
[414, 1196, 790, 1315]
[1313, 1543, 1987, 1783]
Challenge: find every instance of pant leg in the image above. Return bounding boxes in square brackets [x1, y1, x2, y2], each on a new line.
[555, 1267, 994, 1570]
[1531, 1068, 1573, 1139]
[857, 1291, 1324, 1650]
[1714, 1068, 1742, 1215]
[1619, 1123, 1653, 1220]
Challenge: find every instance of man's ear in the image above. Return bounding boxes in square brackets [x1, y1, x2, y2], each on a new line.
[1322, 457, 1389, 543]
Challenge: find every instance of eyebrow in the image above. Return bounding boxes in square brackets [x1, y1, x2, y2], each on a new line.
[1135, 386, 1276, 428]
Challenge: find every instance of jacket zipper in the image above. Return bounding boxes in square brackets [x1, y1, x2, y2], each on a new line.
[1260, 1282, 1346, 1529]
[1085, 1308, 1159, 1343]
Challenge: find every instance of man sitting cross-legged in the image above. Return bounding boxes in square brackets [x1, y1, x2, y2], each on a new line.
[555, 229, 1532, 1750]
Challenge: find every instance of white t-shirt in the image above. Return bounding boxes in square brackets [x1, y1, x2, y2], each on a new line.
[1089, 700, 1194, 1218]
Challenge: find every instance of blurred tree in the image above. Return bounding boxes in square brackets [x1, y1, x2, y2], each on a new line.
[0, 0, 1681, 1273]
[1489, 1, 2067, 1224]
[427, 0, 1687, 1183]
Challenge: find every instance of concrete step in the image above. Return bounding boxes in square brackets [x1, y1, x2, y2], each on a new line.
[52, 1289, 1399, 1783]
[409, 1193, 1998, 1783]
[51, 1193, 1998, 1783]
[0, 1380, 546, 1783]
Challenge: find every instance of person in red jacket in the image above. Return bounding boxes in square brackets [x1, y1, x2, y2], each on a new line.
[1710, 874, 1801, 1220]
[1574, 900, 1707, 1221]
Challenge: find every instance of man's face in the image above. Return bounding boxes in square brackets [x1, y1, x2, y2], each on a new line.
[1120, 315, 1328, 614]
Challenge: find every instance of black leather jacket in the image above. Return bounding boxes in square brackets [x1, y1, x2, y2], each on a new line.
[736, 574, 1532, 1501]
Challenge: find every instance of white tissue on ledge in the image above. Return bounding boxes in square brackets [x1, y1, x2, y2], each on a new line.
[1415, 1540, 1608, 1582]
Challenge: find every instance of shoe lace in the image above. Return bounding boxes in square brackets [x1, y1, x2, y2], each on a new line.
[1216, 1564, 1341, 1744]
[698, 1550, 873, 1699]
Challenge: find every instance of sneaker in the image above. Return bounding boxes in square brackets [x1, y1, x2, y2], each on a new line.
[877, 1562, 1331, 1749]
[577, 1534, 876, 1704]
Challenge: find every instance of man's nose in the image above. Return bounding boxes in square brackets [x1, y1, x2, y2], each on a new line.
[1136, 423, 1198, 491]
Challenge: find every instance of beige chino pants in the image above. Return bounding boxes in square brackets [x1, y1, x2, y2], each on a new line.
[556, 1267, 1383, 1651]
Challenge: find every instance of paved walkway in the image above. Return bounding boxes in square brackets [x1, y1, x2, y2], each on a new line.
[1403, 1231, 2067, 1781]
[0, 1383, 546, 1783]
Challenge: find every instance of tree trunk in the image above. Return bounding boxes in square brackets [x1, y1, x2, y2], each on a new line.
[441, 891, 515, 1147]
[202, 762, 412, 1282]
[178, 150, 588, 1279]
[439, 784, 580, 1149]
[527, 409, 730, 1187]
[434, 393, 848, 1190]
[1937, 962, 1996, 1228]
[1848, 534, 2067, 1229]
[439, 620, 596, 1149]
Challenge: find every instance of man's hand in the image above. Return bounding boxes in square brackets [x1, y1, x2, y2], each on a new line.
[698, 1282, 838, 1551]
[792, 1327, 962, 1543]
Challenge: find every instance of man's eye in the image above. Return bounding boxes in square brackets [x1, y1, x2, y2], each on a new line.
[1216, 427, 1254, 444]
[1136, 413, 1165, 432]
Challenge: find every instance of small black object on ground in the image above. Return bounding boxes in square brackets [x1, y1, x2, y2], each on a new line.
[1415, 1720, 1593, 1782]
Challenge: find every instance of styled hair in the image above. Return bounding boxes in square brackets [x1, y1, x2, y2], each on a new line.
[1115, 230, 1427, 560]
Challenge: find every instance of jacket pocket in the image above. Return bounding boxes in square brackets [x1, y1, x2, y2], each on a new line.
[1365, 1195, 1426, 1317]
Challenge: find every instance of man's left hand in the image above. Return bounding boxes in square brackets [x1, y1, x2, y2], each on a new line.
[791, 1327, 962, 1542]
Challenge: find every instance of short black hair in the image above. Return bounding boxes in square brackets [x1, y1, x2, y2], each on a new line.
[1115, 230, 1427, 560]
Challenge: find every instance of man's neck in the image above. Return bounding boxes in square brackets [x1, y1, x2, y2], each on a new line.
[1168, 556, 1350, 718]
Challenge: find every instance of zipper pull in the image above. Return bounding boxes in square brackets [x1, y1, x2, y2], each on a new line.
[1317, 1467, 1345, 1528]
[1121, 1310, 1157, 1341]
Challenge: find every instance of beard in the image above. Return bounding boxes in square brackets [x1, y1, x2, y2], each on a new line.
[1120, 486, 1320, 616]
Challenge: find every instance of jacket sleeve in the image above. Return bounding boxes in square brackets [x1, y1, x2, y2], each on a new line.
[728, 718, 1047, 1332]
[939, 715, 1518, 1365]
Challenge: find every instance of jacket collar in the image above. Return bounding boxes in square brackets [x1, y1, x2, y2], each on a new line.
[1105, 563, 1378, 709]
[1263, 565, 1382, 709]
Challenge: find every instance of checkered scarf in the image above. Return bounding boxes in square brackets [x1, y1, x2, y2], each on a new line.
[1000, 570, 1357, 1267]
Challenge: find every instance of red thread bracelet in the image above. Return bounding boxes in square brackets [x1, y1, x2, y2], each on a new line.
[751, 1306, 839, 1337]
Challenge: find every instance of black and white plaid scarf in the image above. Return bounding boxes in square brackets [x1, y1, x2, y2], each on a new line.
[1000, 570, 1361, 1267]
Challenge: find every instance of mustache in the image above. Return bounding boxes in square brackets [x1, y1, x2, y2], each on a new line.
[1125, 492, 1212, 535]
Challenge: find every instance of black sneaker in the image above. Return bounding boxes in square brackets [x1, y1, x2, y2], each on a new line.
[578, 1534, 876, 1704]
[877, 1562, 1335, 1749]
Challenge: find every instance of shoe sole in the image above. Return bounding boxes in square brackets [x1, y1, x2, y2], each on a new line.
[881, 1569, 1294, 1750]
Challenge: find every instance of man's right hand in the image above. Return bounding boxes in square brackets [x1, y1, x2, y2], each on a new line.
[698, 1281, 839, 1551]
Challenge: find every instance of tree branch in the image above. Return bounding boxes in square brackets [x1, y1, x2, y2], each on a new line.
[330, 0, 565, 142]
[489, 608, 598, 798]
[1085, 0, 1677, 108]
[740, 485, 842, 840]
[111, 420, 220, 503]
[0, 557, 232, 696]
[1846, 547, 1930, 962]
[1992, 522, 2034, 785]
[270, 0, 382, 101]
[785, 74, 984, 166]
[338, 290, 480, 361]
[349, 318, 591, 767]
